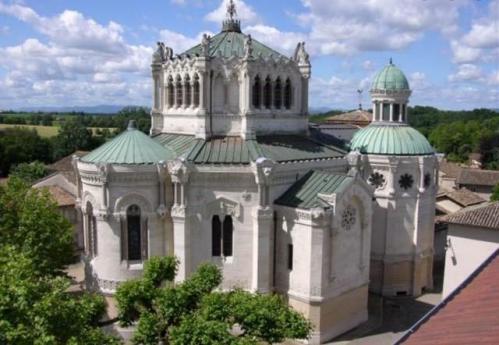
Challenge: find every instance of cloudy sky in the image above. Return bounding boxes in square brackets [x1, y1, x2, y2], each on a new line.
[0, 0, 497, 110]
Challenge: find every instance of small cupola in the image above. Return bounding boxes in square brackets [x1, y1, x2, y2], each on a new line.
[370, 59, 412, 124]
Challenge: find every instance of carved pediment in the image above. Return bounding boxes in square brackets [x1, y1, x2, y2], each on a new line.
[206, 197, 241, 219]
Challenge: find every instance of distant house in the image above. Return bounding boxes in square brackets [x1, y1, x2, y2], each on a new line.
[437, 159, 461, 191]
[396, 248, 499, 345]
[310, 109, 373, 143]
[32, 151, 88, 251]
[439, 202, 499, 297]
[456, 168, 499, 200]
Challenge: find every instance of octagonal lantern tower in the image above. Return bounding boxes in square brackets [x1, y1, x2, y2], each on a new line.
[349, 60, 438, 297]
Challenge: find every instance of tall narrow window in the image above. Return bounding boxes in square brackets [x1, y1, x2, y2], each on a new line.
[212, 216, 222, 256]
[274, 77, 282, 109]
[127, 205, 141, 261]
[167, 76, 174, 107]
[193, 74, 200, 107]
[184, 75, 191, 107]
[393, 104, 400, 122]
[284, 78, 292, 110]
[264, 76, 272, 109]
[382, 103, 390, 121]
[175, 75, 183, 107]
[86, 202, 97, 257]
[223, 216, 233, 257]
[287, 244, 293, 270]
[252, 76, 261, 108]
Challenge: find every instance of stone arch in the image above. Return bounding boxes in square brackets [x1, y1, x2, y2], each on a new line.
[193, 73, 200, 107]
[252, 74, 262, 109]
[175, 74, 183, 107]
[184, 74, 192, 107]
[82, 191, 98, 213]
[167, 75, 174, 108]
[114, 193, 153, 216]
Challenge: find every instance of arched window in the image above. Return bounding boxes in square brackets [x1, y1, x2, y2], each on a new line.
[212, 215, 222, 257]
[263, 76, 272, 109]
[223, 216, 233, 257]
[274, 77, 282, 109]
[175, 75, 183, 107]
[193, 74, 200, 107]
[167, 76, 174, 107]
[184, 75, 191, 107]
[284, 78, 292, 109]
[127, 205, 142, 261]
[86, 202, 97, 257]
[252, 76, 261, 108]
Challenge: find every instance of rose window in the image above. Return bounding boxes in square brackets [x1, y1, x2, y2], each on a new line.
[341, 205, 356, 231]
[368, 172, 386, 189]
[399, 173, 414, 190]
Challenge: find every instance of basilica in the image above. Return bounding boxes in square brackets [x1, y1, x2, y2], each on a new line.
[74, 2, 438, 343]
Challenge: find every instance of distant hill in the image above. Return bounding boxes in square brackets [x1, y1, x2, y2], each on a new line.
[15, 105, 132, 114]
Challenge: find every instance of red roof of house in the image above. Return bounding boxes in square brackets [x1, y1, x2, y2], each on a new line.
[397, 249, 499, 344]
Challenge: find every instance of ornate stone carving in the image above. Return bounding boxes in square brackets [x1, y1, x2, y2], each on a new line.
[207, 197, 241, 219]
[293, 42, 310, 65]
[153, 42, 173, 63]
[244, 34, 253, 59]
[201, 34, 211, 57]
[341, 205, 356, 231]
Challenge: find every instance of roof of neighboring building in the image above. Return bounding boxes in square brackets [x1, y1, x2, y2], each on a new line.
[440, 202, 499, 230]
[82, 121, 175, 165]
[371, 60, 410, 91]
[38, 185, 76, 207]
[456, 168, 499, 187]
[308, 126, 350, 149]
[396, 249, 499, 345]
[325, 109, 372, 124]
[349, 124, 434, 156]
[444, 188, 486, 207]
[439, 159, 461, 179]
[47, 151, 88, 172]
[275, 170, 353, 209]
[180, 135, 346, 165]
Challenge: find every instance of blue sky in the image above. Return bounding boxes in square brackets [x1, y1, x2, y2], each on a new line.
[0, 0, 497, 110]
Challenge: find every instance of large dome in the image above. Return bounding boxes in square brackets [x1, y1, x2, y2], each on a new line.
[349, 124, 434, 156]
[371, 61, 410, 91]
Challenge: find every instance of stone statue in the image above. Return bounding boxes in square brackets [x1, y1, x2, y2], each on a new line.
[293, 41, 310, 64]
[201, 33, 211, 56]
[244, 34, 253, 59]
[153, 42, 173, 62]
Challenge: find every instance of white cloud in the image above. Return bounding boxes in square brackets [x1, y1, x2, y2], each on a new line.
[448, 64, 483, 82]
[205, 0, 259, 25]
[159, 29, 205, 54]
[244, 25, 306, 56]
[488, 71, 499, 86]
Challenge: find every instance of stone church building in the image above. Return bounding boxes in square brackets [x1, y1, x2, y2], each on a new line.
[74, 2, 438, 343]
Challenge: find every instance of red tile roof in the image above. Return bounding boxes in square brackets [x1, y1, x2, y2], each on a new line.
[440, 202, 499, 230]
[397, 249, 499, 345]
[37, 185, 75, 207]
[457, 168, 499, 187]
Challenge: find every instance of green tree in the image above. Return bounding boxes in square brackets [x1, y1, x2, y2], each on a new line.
[491, 183, 499, 202]
[0, 178, 74, 275]
[0, 246, 121, 345]
[52, 117, 93, 160]
[116, 257, 311, 345]
[10, 161, 48, 184]
[0, 127, 52, 176]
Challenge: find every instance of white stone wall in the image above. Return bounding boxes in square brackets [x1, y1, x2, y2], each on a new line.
[442, 224, 499, 297]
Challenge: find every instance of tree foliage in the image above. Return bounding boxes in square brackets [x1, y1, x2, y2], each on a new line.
[116, 257, 311, 345]
[52, 117, 95, 160]
[0, 178, 74, 275]
[10, 161, 48, 184]
[491, 183, 499, 202]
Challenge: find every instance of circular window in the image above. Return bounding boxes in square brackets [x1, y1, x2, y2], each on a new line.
[368, 172, 386, 189]
[399, 174, 414, 190]
[341, 205, 356, 231]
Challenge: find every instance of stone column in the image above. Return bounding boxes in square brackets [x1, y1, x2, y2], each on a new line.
[389, 103, 394, 122]
[372, 102, 377, 121]
[251, 206, 274, 293]
[172, 207, 191, 282]
[399, 103, 404, 122]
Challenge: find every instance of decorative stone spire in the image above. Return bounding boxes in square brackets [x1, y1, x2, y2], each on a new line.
[222, 0, 242, 33]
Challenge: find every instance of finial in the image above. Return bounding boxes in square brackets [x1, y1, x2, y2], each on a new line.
[389, 57, 393, 65]
[127, 120, 137, 130]
[227, 0, 237, 20]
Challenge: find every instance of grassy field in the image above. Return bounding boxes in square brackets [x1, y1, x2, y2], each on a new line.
[0, 124, 116, 138]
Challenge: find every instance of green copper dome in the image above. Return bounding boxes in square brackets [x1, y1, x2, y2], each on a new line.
[349, 124, 434, 156]
[82, 121, 175, 164]
[371, 60, 410, 91]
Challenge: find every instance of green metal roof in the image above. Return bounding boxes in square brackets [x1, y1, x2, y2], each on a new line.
[179, 135, 345, 165]
[82, 123, 175, 164]
[153, 133, 197, 158]
[275, 170, 353, 209]
[182, 30, 288, 60]
[371, 60, 410, 91]
[349, 124, 434, 156]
